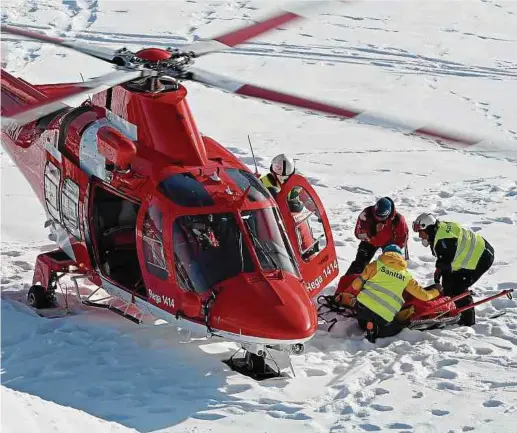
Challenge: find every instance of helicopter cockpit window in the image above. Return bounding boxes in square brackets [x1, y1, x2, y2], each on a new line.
[285, 185, 327, 262]
[142, 206, 168, 280]
[226, 168, 270, 202]
[159, 173, 214, 207]
[44, 161, 61, 221]
[61, 178, 81, 240]
[173, 213, 254, 294]
[242, 208, 299, 277]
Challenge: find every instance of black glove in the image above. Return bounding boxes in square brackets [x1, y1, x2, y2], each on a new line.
[288, 199, 303, 212]
[434, 268, 441, 284]
[423, 283, 443, 294]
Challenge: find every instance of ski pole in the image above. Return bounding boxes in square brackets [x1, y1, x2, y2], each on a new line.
[448, 291, 474, 304]
[452, 289, 514, 315]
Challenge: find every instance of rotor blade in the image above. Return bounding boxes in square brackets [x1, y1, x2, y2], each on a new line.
[184, 1, 352, 57]
[1, 69, 145, 127]
[187, 67, 483, 147]
[1, 24, 119, 63]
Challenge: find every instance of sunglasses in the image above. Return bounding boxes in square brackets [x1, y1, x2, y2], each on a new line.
[374, 213, 389, 221]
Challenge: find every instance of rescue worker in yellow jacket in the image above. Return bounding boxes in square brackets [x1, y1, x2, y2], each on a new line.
[260, 154, 304, 210]
[260, 154, 295, 195]
[343, 244, 441, 342]
[412, 213, 494, 326]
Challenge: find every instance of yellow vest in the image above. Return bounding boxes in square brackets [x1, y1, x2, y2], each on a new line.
[260, 173, 300, 200]
[434, 221, 485, 271]
[357, 261, 410, 322]
[259, 173, 278, 190]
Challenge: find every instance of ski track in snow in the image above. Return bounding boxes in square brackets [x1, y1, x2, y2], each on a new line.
[5, 21, 517, 81]
[2, 0, 517, 432]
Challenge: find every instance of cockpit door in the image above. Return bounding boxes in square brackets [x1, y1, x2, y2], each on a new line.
[276, 174, 339, 296]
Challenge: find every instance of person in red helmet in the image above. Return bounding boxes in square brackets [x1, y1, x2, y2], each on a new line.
[345, 197, 409, 275]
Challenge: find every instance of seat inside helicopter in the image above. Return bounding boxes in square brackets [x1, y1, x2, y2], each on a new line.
[91, 186, 145, 295]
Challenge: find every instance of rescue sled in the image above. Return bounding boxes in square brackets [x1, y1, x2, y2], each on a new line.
[317, 274, 514, 332]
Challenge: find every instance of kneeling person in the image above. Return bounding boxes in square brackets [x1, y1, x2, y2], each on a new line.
[345, 244, 441, 342]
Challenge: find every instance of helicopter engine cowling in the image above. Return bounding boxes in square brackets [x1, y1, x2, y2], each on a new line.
[97, 125, 137, 170]
[92, 85, 208, 167]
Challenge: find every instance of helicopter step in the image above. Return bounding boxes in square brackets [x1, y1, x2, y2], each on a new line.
[80, 285, 145, 325]
[83, 299, 142, 324]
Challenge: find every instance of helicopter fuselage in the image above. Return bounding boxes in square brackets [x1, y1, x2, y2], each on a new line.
[1, 68, 339, 349]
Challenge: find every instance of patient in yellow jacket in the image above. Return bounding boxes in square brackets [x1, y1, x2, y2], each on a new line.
[340, 244, 441, 342]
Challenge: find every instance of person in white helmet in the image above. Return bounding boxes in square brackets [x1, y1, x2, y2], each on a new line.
[260, 154, 320, 259]
[260, 154, 303, 211]
[260, 154, 296, 198]
[412, 213, 495, 326]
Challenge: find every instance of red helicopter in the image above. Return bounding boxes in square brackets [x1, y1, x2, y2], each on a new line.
[0, 2, 491, 377]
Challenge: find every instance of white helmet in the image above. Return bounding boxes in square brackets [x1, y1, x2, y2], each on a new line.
[270, 154, 295, 180]
[412, 213, 437, 232]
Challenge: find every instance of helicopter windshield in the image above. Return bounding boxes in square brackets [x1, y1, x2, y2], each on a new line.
[173, 212, 254, 294]
[242, 208, 299, 277]
[225, 168, 270, 202]
[159, 173, 215, 207]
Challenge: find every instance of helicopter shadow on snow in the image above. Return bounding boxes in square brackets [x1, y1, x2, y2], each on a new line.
[0, 296, 243, 432]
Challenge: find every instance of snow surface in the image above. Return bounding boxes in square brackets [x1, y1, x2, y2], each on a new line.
[1, 1, 517, 432]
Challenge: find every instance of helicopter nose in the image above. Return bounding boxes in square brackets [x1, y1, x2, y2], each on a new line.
[208, 274, 317, 342]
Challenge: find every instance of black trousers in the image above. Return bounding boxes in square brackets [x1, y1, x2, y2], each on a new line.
[356, 303, 406, 342]
[442, 241, 494, 326]
[346, 241, 379, 275]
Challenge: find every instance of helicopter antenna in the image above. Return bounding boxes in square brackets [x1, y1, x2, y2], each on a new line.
[247, 135, 259, 176]
[80, 72, 92, 104]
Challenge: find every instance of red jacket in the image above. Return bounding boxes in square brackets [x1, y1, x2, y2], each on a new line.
[354, 201, 408, 248]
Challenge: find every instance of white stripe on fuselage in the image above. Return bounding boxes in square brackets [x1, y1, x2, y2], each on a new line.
[99, 278, 312, 347]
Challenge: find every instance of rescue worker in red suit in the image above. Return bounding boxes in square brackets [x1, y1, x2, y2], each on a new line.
[345, 197, 409, 275]
[340, 244, 442, 342]
[412, 213, 494, 326]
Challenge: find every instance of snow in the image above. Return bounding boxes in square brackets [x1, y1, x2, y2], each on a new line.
[1, 0, 517, 432]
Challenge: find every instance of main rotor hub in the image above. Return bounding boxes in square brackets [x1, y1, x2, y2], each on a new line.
[135, 48, 172, 62]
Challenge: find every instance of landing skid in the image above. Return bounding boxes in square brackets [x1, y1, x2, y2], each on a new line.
[223, 342, 303, 380]
[28, 271, 147, 325]
[223, 347, 288, 381]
